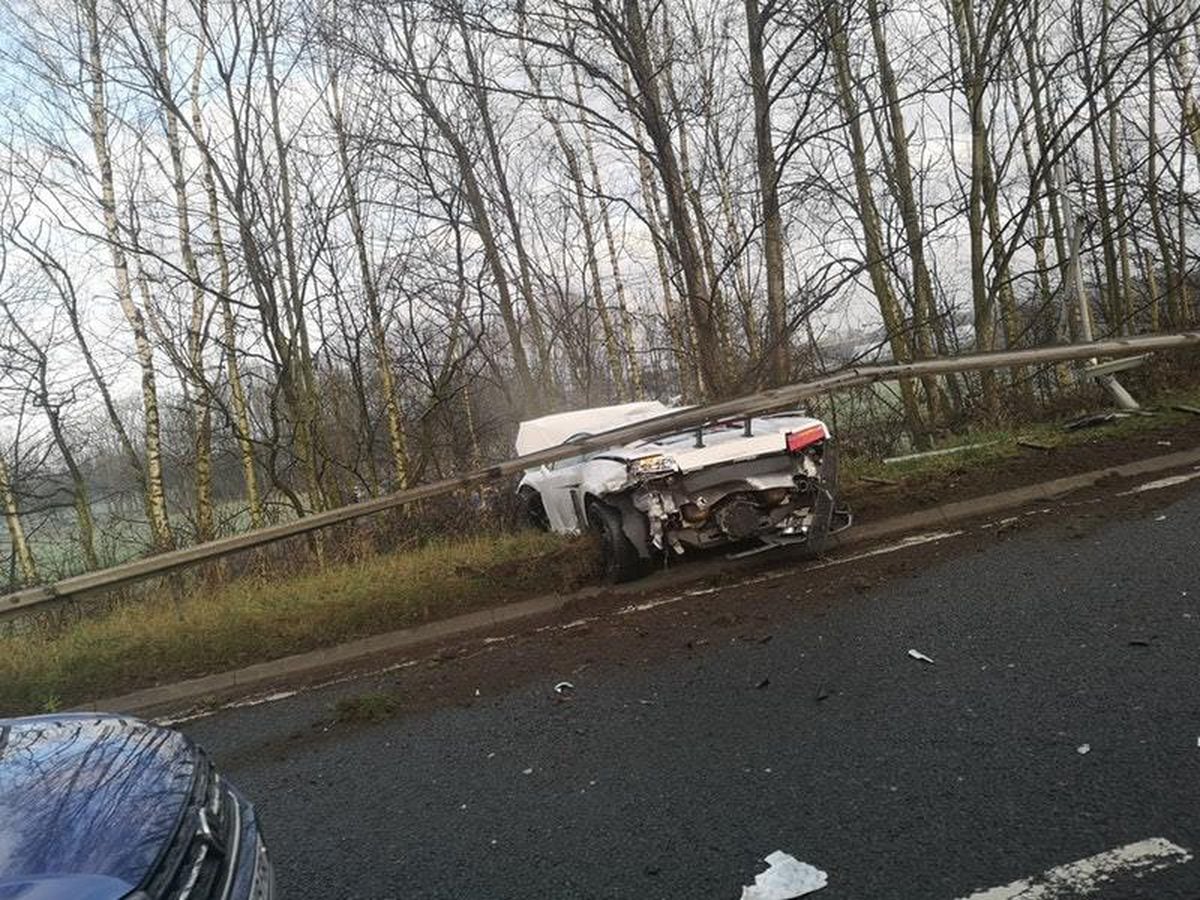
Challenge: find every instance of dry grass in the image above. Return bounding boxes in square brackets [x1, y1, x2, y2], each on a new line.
[0, 530, 598, 716]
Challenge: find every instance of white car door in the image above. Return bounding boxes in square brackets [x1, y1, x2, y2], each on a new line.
[528, 453, 591, 533]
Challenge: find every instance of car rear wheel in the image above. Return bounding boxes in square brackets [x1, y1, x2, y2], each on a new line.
[587, 500, 648, 583]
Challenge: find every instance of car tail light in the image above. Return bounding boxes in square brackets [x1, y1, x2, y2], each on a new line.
[785, 424, 827, 454]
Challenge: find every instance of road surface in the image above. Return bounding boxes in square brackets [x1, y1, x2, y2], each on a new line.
[184, 471, 1200, 898]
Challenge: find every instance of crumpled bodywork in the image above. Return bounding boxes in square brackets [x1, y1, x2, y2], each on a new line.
[517, 405, 843, 559]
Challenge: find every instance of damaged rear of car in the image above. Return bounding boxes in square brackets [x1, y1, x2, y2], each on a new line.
[515, 402, 849, 581]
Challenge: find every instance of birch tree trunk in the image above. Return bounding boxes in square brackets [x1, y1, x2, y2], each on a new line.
[156, 4, 214, 541]
[328, 65, 410, 488]
[83, 0, 173, 551]
[0, 454, 37, 585]
[189, 40, 264, 529]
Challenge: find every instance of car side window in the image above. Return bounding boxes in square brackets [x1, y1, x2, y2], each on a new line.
[549, 433, 592, 471]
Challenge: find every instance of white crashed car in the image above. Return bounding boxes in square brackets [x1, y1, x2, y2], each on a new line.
[515, 401, 848, 581]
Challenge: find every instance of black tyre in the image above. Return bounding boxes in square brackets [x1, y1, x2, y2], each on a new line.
[586, 500, 648, 583]
[516, 487, 549, 531]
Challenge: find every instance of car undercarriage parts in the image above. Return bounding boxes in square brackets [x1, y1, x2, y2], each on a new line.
[715, 498, 762, 540]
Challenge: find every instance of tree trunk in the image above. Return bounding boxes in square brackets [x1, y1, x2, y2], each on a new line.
[328, 66, 410, 488]
[157, 5, 214, 541]
[455, 8, 551, 389]
[826, 2, 925, 443]
[574, 67, 642, 397]
[83, 0, 173, 551]
[0, 454, 37, 585]
[866, 0, 948, 420]
[622, 0, 727, 397]
[745, 0, 788, 386]
[948, 0, 998, 417]
[190, 50, 264, 529]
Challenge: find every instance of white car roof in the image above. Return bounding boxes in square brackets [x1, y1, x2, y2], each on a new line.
[515, 401, 672, 456]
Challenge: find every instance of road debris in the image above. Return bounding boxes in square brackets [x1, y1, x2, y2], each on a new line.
[1173, 404, 1200, 416]
[1017, 439, 1055, 452]
[756, 677, 771, 689]
[740, 851, 828, 899]
[859, 475, 898, 486]
[1077, 743, 1091, 755]
[522, 768, 534, 775]
[1064, 411, 1125, 430]
[907, 649, 935, 664]
[1155, 514, 1168, 522]
[883, 441, 1001, 465]
[554, 681, 575, 694]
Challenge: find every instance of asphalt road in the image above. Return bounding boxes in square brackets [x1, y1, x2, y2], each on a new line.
[185, 478, 1200, 899]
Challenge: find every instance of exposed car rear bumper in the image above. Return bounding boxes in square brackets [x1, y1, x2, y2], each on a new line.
[629, 443, 839, 555]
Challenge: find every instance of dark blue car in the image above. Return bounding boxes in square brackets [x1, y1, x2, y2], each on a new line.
[0, 714, 273, 900]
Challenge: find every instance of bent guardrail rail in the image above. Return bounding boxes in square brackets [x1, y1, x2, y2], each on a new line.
[4, 331, 1198, 619]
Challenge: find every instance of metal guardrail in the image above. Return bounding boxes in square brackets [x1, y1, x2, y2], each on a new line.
[3, 330, 1198, 619]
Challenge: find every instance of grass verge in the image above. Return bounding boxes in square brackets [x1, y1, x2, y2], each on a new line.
[0, 531, 598, 716]
[2, 383, 1198, 718]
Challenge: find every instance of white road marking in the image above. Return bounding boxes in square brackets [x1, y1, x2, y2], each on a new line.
[957, 837, 1192, 899]
[1118, 470, 1200, 495]
[808, 530, 965, 570]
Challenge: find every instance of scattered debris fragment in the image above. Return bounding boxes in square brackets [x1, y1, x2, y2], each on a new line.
[883, 441, 1001, 465]
[522, 768, 534, 775]
[554, 681, 575, 694]
[1157, 440, 1173, 447]
[756, 678, 771, 690]
[907, 649, 935, 664]
[1155, 515, 1168, 522]
[1173, 404, 1200, 416]
[740, 851, 828, 900]
[1077, 744, 1091, 755]
[1064, 411, 1124, 430]
[859, 475, 898, 486]
[1017, 439, 1055, 452]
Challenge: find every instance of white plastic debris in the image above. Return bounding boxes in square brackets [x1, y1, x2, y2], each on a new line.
[554, 681, 575, 694]
[907, 649, 936, 664]
[522, 768, 534, 775]
[740, 851, 828, 900]
[1077, 744, 1091, 755]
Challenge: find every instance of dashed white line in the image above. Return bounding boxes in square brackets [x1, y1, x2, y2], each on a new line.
[957, 837, 1192, 899]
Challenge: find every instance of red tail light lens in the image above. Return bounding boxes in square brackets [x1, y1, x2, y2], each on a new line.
[785, 424, 827, 454]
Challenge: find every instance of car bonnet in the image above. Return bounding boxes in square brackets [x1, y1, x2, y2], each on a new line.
[0, 715, 196, 897]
